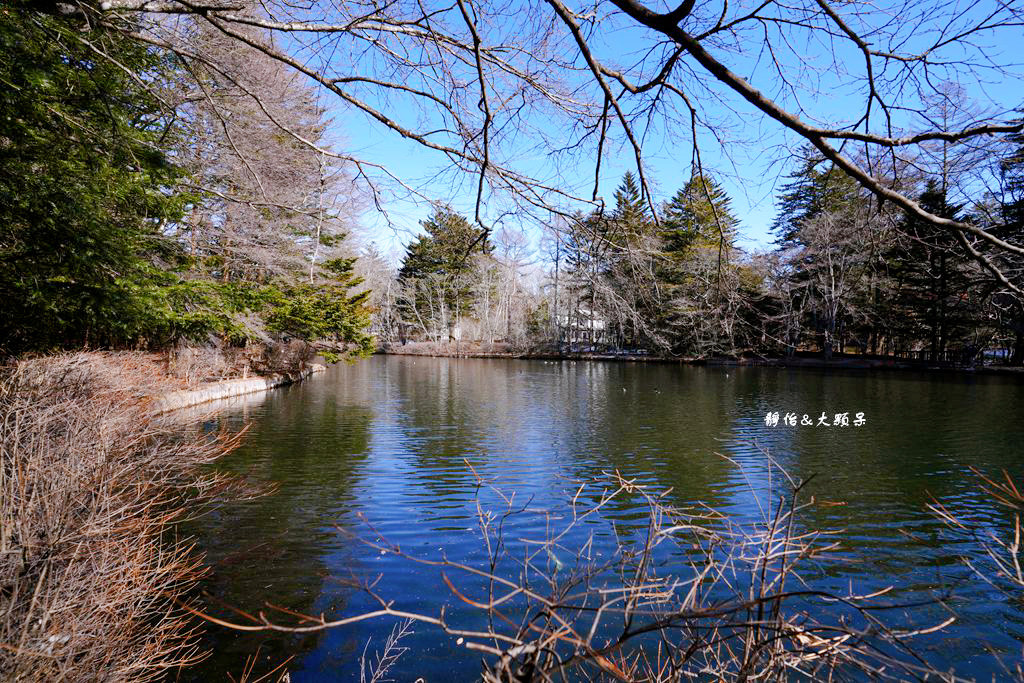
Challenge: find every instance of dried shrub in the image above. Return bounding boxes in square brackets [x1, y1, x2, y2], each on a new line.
[257, 340, 316, 375]
[165, 340, 320, 386]
[168, 344, 239, 385]
[195, 462, 952, 682]
[0, 353, 245, 682]
[167, 343, 278, 386]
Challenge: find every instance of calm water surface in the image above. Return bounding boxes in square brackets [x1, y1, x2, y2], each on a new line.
[177, 356, 1024, 681]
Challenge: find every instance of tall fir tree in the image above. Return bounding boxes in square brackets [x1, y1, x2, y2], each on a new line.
[661, 171, 739, 256]
[397, 206, 491, 339]
[999, 114, 1024, 241]
[890, 180, 976, 361]
[0, 8, 185, 352]
[997, 117, 1024, 363]
[771, 148, 861, 249]
[606, 173, 659, 347]
[0, 8, 375, 357]
[611, 171, 651, 237]
[655, 171, 743, 353]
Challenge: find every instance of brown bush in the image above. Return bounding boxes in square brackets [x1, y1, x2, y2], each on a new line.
[0, 353, 245, 682]
[197, 463, 954, 682]
[164, 340, 319, 386]
[257, 340, 316, 375]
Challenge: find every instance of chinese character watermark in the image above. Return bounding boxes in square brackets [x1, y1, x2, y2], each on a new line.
[765, 411, 866, 427]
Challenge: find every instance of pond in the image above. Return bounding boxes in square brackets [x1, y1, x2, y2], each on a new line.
[178, 355, 1024, 681]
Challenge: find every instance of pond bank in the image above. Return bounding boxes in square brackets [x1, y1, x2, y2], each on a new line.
[152, 364, 325, 414]
[0, 351, 324, 682]
[379, 343, 1024, 375]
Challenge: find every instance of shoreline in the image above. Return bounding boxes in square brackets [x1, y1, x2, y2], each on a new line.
[0, 352, 265, 681]
[378, 347, 1024, 376]
[150, 363, 326, 414]
[0, 350, 332, 682]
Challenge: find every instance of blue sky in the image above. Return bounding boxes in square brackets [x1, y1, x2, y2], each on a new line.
[298, 0, 1024, 264]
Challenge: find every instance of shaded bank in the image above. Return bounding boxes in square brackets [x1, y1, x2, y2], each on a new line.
[0, 351, 325, 682]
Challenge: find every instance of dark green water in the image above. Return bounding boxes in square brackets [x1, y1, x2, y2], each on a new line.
[178, 355, 1024, 681]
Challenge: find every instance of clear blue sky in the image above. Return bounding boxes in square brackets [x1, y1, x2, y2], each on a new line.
[300, 0, 1024, 264]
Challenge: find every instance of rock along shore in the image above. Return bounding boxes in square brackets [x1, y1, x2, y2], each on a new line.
[150, 363, 326, 414]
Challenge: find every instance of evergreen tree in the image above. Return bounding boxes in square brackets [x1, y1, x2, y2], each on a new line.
[611, 171, 650, 237]
[765, 150, 865, 356]
[771, 148, 861, 249]
[555, 211, 614, 348]
[1003, 125, 1024, 228]
[890, 180, 977, 361]
[265, 256, 374, 361]
[0, 8, 375, 357]
[606, 173, 659, 348]
[997, 118, 1024, 363]
[0, 8, 185, 353]
[397, 206, 491, 339]
[656, 172, 743, 354]
[661, 172, 739, 256]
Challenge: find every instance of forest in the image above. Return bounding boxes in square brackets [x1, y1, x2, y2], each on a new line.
[2, 0, 1023, 366]
[1, 7, 374, 362]
[378, 157, 1024, 364]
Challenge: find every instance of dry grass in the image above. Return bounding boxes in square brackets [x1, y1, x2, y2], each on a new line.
[0, 352, 247, 682]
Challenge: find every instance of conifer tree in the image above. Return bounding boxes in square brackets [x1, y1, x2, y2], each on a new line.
[611, 171, 650, 237]
[655, 172, 744, 354]
[606, 173, 659, 348]
[997, 119, 1024, 363]
[771, 148, 861, 249]
[0, 9, 184, 352]
[397, 206, 491, 340]
[890, 180, 977, 361]
[661, 172, 739, 256]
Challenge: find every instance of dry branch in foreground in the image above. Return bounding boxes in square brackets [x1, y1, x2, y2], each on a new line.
[0, 353, 250, 682]
[192, 462, 961, 682]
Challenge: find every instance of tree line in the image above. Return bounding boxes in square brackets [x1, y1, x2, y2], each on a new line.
[3, 1, 1022, 366]
[380, 141, 1024, 364]
[0, 7, 373, 360]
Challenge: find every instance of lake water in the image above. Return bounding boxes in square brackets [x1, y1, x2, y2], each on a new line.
[178, 355, 1024, 681]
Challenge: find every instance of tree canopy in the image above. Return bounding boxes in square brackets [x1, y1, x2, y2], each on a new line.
[0, 5, 373, 358]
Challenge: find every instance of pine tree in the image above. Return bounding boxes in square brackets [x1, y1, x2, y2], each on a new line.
[265, 255, 374, 361]
[0, 9, 185, 352]
[397, 206, 491, 339]
[997, 118, 1024, 363]
[890, 180, 977, 361]
[1000, 116, 1024, 239]
[661, 172, 739, 256]
[0, 9, 375, 356]
[771, 148, 860, 249]
[605, 173, 659, 348]
[611, 171, 650, 237]
[655, 172, 743, 354]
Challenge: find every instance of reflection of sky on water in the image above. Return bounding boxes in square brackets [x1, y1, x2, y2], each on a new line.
[178, 356, 1024, 681]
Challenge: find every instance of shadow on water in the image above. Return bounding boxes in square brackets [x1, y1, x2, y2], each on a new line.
[175, 356, 1024, 681]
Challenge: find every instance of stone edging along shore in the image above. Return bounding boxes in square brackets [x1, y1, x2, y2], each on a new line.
[150, 364, 326, 414]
